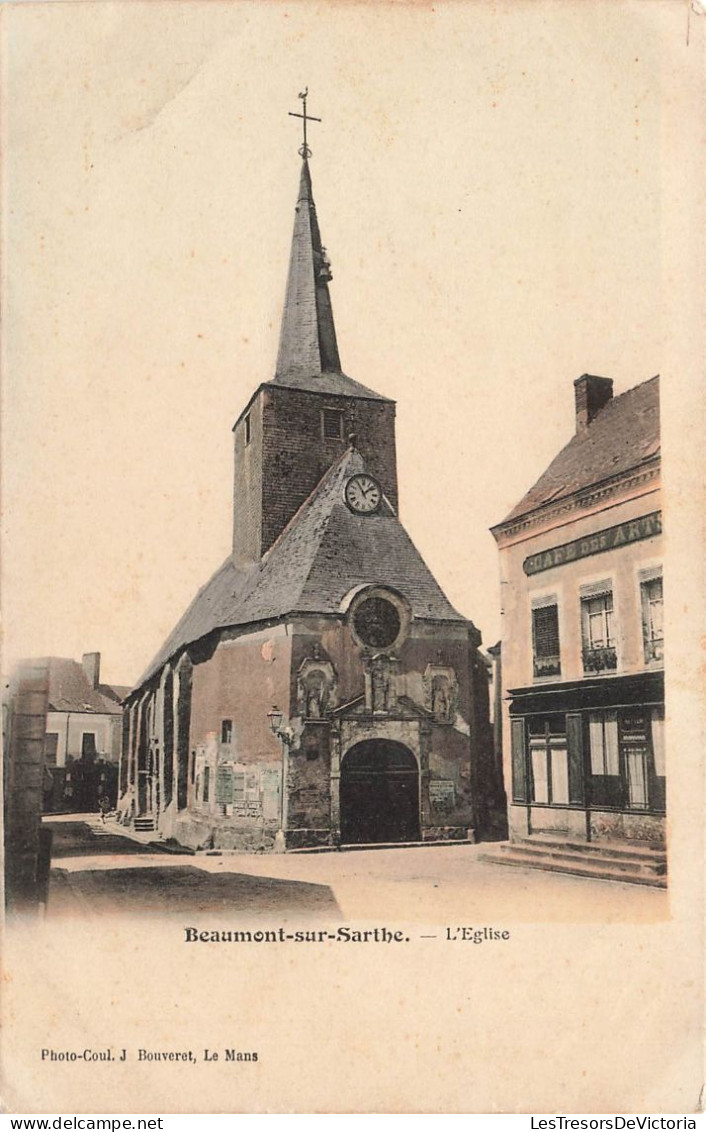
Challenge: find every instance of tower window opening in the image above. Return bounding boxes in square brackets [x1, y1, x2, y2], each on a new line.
[322, 408, 344, 440]
[244, 414, 251, 445]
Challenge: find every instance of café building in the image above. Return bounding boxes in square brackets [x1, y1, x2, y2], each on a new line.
[490, 375, 665, 883]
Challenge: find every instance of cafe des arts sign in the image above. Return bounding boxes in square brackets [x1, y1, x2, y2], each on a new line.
[523, 512, 662, 576]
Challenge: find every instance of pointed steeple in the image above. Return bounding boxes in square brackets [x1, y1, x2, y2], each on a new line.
[275, 158, 341, 380]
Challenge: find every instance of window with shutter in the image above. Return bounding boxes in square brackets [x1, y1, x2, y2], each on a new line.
[531, 603, 561, 678]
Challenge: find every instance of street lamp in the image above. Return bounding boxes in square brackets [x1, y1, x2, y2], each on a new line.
[267, 706, 284, 736]
[267, 705, 294, 853]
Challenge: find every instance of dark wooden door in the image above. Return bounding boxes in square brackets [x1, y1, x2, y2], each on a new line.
[340, 741, 420, 844]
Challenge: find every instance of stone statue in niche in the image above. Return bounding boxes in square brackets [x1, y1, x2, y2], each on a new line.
[432, 676, 451, 720]
[424, 664, 458, 723]
[368, 653, 396, 713]
[296, 655, 337, 720]
[304, 671, 327, 719]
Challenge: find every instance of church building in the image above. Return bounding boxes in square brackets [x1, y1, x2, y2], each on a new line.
[118, 113, 493, 852]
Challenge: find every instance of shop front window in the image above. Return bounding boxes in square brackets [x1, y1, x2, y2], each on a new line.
[528, 717, 569, 805]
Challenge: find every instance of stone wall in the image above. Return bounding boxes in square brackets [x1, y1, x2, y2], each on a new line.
[3, 661, 50, 911]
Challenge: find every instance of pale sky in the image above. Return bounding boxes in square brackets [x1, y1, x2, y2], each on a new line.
[2, 1, 702, 686]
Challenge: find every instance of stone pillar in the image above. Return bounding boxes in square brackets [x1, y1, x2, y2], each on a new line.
[329, 722, 342, 846]
[3, 661, 50, 911]
[419, 721, 432, 834]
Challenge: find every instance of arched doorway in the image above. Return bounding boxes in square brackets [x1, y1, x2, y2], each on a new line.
[340, 740, 420, 845]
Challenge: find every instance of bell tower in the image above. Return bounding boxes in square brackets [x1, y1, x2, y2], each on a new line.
[232, 97, 398, 568]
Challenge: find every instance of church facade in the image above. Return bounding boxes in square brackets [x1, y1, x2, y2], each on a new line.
[118, 147, 494, 852]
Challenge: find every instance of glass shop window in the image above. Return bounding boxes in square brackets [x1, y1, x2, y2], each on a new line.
[651, 706, 666, 777]
[528, 716, 569, 805]
[588, 711, 619, 775]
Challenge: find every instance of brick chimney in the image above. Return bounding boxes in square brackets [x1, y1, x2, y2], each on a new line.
[82, 652, 100, 689]
[574, 374, 614, 433]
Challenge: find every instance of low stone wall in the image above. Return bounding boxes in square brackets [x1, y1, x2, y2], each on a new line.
[422, 825, 473, 842]
[590, 810, 665, 844]
[174, 813, 279, 852]
[286, 828, 333, 851]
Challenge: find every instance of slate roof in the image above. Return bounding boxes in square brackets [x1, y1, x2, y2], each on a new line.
[134, 448, 467, 690]
[496, 376, 660, 528]
[45, 658, 126, 715]
[272, 158, 391, 403]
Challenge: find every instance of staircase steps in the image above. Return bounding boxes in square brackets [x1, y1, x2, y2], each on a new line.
[480, 836, 667, 888]
[133, 816, 156, 833]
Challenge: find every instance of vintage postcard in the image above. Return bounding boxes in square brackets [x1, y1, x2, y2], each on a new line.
[1, 0, 704, 1116]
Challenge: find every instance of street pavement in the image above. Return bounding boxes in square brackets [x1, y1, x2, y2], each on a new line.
[43, 812, 669, 925]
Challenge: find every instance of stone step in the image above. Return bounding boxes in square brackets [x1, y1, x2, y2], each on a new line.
[493, 842, 666, 877]
[479, 842, 665, 882]
[481, 851, 669, 887]
[515, 835, 666, 860]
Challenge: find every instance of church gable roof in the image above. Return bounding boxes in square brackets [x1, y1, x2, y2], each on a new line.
[496, 376, 660, 529]
[134, 448, 466, 690]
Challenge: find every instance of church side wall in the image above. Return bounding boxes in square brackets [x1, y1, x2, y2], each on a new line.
[174, 626, 293, 851]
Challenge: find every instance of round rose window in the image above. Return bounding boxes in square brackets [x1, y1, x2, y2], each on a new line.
[352, 596, 401, 649]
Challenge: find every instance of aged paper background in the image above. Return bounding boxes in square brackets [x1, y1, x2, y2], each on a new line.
[1, 0, 704, 1114]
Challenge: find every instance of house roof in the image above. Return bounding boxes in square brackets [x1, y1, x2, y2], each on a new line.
[271, 158, 391, 403]
[134, 447, 467, 690]
[496, 376, 660, 528]
[45, 658, 126, 715]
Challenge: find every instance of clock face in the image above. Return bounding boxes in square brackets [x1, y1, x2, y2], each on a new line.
[344, 473, 382, 514]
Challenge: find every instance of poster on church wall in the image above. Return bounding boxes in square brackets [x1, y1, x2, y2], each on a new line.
[1, 0, 703, 1118]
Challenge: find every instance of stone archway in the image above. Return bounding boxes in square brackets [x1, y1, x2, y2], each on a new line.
[339, 740, 420, 845]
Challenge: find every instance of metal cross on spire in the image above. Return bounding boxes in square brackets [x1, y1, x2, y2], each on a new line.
[288, 88, 321, 159]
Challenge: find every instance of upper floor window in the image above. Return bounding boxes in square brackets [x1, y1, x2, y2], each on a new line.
[580, 582, 617, 673]
[221, 719, 233, 745]
[640, 574, 663, 663]
[322, 408, 344, 440]
[531, 600, 561, 679]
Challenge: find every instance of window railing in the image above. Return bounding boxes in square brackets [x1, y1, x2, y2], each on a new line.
[533, 655, 561, 678]
[582, 646, 617, 673]
[645, 638, 664, 663]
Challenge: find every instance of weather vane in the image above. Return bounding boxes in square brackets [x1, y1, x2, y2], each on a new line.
[288, 87, 321, 159]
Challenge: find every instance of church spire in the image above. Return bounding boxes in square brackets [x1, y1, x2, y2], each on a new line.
[275, 99, 341, 379]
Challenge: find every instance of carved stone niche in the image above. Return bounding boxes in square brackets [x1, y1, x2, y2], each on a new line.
[424, 665, 458, 724]
[296, 655, 337, 720]
[364, 653, 398, 715]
